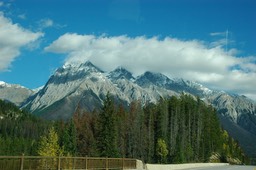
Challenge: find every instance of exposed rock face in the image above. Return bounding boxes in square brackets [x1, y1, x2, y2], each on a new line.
[207, 93, 256, 134]
[2, 61, 256, 157]
[24, 61, 256, 125]
[0, 81, 35, 106]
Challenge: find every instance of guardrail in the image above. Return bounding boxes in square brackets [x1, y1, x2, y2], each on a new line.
[0, 155, 137, 170]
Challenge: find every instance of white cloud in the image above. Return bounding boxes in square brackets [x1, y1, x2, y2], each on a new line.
[0, 2, 4, 7]
[38, 18, 54, 29]
[18, 14, 26, 20]
[37, 18, 66, 30]
[45, 33, 256, 100]
[0, 12, 43, 71]
[210, 31, 226, 36]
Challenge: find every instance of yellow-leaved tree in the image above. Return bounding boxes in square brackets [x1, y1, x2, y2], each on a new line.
[37, 127, 62, 169]
[156, 138, 168, 163]
[37, 126, 61, 156]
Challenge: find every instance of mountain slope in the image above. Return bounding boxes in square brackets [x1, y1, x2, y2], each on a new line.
[24, 61, 256, 123]
[18, 61, 256, 158]
[25, 61, 127, 119]
[0, 81, 35, 106]
[207, 92, 256, 133]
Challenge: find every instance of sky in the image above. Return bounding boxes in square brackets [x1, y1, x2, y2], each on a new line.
[0, 0, 256, 100]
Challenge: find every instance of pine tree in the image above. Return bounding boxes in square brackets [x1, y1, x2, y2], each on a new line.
[62, 119, 77, 156]
[167, 96, 180, 162]
[116, 104, 127, 157]
[155, 98, 168, 141]
[144, 104, 155, 163]
[97, 93, 118, 157]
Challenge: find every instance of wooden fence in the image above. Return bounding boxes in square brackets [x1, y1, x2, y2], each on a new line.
[0, 155, 137, 170]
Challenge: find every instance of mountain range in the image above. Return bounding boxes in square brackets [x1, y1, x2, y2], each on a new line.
[0, 61, 256, 158]
[0, 81, 36, 106]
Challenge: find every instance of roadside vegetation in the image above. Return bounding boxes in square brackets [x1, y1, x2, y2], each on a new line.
[0, 95, 248, 164]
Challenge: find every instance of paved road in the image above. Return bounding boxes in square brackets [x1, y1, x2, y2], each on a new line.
[185, 165, 256, 170]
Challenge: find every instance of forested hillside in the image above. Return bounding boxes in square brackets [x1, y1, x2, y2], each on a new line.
[0, 100, 51, 155]
[75, 94, 246, 164]
[0, 96, 247, 164]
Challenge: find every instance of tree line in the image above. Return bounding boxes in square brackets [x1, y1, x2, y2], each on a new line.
[0, 95, 247, 164]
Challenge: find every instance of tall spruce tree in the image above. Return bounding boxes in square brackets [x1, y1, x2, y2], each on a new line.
[62, 119, 77, 156]
[97, 93, 118, 157]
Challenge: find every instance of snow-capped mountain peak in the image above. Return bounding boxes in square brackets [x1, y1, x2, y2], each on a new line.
[0, 81, 10, 87]
[58, 61, 103, 76]
[0, 81, 27, 89]
[1, 60, 255, 159]
[0, 81, 34, 106]
[107, 66, 135, 81]
[136, 71, 173, 87]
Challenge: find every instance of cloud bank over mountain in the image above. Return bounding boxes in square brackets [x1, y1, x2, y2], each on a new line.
[45, 33, 256, 100]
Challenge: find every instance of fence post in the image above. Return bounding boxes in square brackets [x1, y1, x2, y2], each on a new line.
[85, 156, 88, 170]
[20, 154, 24, 170]
[58, 155, 61, 170]
[106, 157, 108, 170]
[73, 157, 75, 169]
[122, 157, 124, 170]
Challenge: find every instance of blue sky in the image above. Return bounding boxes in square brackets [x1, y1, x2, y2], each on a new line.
[0, 0, 256, 100]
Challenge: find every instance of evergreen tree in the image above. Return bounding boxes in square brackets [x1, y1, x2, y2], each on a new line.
[97, 93, 118, 157]
[0, 97, 247, 164]
[167, 96, 180, 162]
[155, 98, 168, 142]
[143, 103, 156, 163]
[116, 104, 128, 157]
[62, 119, 77, 156]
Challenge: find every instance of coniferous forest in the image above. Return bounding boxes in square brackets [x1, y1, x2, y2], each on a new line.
[0, 95, 247, 164]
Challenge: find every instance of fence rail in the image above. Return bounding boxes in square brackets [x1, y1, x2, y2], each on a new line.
[0, 155, 137, 170]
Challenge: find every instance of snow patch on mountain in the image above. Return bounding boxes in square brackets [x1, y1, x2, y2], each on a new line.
[21, 61, 255, 141]
[107, 66, 135, 81]
[0, 81, 27, 89]
[2, 60, 255, 158]
[0, 81, 35, 106]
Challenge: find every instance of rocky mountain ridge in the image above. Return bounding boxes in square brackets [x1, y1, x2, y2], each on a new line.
[1, 61, 256, 157]
[0, 81, 35, 106]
